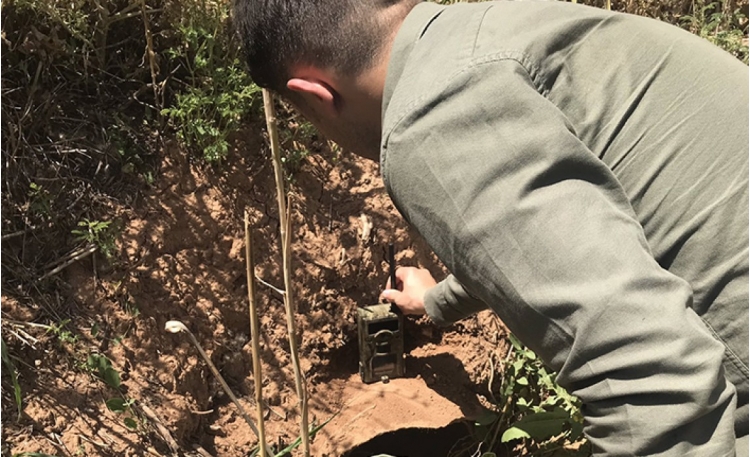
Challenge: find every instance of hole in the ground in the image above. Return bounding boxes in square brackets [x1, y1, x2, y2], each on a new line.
[342, 420, 490, 457]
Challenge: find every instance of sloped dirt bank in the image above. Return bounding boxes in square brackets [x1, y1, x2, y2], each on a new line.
[2, 130, 508, 456]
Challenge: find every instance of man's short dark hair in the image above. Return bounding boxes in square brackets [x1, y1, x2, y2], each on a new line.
[233, 0, 420, 93]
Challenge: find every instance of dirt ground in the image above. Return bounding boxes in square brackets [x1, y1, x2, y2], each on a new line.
[1, 127, 509, 456]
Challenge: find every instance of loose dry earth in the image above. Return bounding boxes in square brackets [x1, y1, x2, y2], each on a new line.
[1, 128, 509, 456]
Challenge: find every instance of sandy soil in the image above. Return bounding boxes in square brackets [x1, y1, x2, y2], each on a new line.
[1, 128, 509, 456]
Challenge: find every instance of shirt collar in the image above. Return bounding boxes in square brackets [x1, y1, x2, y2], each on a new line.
[381, 2, 446, 121]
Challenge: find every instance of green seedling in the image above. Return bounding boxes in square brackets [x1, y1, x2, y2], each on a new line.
[681, 0, 748, 63]
[47, 319, 77, 345]
[464, 334, 588, 457]
[249, 415, 337, 457]
[161, 1, 261, 163]
[2, 338, 23, 422]
[71, 218, 117, 260]
[85, 353, 139, 429]
[28, 182, 52, 219]
[86, 353, 121, 389]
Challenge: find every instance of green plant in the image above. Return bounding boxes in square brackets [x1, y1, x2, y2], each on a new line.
[71, 218, 118, 260]
[279, 120, 317, 179]
[28, 182, 52, 219]
[105, 396, 139, 429]
[44, 321, 138, 430]
[107, 121, 156, 185]
[2, 339, 23, 422]
[681, 0, 748, 63]
[467, 334, 589, 456]
[249, 415, 337, 457]
[85, 353, 139, 429]
[161, 2, 261, 162]
[46, 319, 78, 345]
[11, 0, 142, 68]
[86, 353, 121, 389]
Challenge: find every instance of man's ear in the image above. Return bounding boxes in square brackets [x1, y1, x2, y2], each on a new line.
[286, 77, 339, 118]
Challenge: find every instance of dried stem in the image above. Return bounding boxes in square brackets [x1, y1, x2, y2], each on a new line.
[140, 0, 161, 116]
[245, 210, 268, 457]
[139, 404, 180, 456]
[263, 90, 288, 228]
[164, 321, 273, 457]
[1, 227, 36, 240]
[262, 89, 310, 457]
[254, 274, 286, 297]
[38, 244, 97, 281]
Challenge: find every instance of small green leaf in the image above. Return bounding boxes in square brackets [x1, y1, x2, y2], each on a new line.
[88, 354, 121, 389]
[501, 426, 531, 442]
[503, 409, 570, 441]
[273, 414, 337, 456]
[517, 376, 529, 386]
[569, 419, 585, 440]
[2, 339, 22, 420]
[473, 409, 499, 426]
[106, 398, 127, 413]
[102, 366, 121, 389]
[123, 417, 138, 429]
[508, 333, 524, 351]
[86, 354, 98, 370]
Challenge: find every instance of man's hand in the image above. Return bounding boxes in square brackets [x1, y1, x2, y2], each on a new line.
[380, 266, 437, 315]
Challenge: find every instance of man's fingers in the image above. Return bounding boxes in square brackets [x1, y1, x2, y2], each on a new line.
[380, 289, 401, 303]
[394, 266, 414, 280]
[380, 289, 426, 315]
[386, 266, 414, 290]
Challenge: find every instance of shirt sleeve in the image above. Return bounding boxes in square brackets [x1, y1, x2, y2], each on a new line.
[381, 58, 737, 455]
[424, 274, 489, 326]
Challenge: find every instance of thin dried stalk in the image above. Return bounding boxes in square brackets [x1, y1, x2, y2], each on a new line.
[38, 244, 97, 281]
[140, 0, 161, 114]
[263, 90, 288, 228]
[262, 89, 310, 457]
[139, 404, 180, 456]
[245, 210, 268, 457]
[164, 321, 273, 457]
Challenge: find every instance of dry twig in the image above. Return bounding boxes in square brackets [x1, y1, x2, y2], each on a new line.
[164, 320, 273, 457]
[245, 210, 269, 457]
[1, 228, 36, 240]
[262, 89, 310, 457]
[38, 244, 97, 281]
[254, 274, 286, 297]
[139, 404, 180, 457]
[140, 0, 161, 115]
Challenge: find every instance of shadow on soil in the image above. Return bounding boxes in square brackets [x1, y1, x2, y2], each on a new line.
[342, 420, 509, 457]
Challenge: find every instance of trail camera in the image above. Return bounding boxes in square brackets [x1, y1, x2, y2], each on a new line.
[357, 303, 406, 384]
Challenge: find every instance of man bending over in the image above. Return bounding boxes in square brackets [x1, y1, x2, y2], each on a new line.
[233, 0, 748, 454]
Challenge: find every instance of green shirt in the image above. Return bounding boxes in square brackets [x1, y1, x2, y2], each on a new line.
[380, 1, 748, 455]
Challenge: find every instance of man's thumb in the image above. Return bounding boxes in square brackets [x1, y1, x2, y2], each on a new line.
[380, 289, 403, 303]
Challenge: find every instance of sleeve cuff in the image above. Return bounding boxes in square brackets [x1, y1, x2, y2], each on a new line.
[424, 274, 489, 326]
